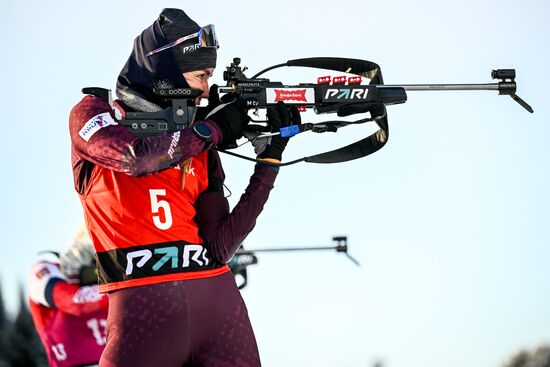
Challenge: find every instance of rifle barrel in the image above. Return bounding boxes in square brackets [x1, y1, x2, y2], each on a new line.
[238, 246, 338, 254]
[381, 83, 500, 91]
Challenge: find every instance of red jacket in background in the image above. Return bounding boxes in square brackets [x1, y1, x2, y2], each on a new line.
[29, 260, 108, 367]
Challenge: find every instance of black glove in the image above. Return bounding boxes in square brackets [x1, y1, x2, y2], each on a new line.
[258, 101, 301, 161]
[195, 84, 234, 121]
[195, 85, 221, 121]
[202, 89, 250, 149]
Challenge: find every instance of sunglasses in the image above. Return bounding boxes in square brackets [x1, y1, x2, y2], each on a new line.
[146, 24, 219, 58]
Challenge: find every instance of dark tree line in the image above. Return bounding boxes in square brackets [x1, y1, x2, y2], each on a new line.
[0, 283, 47, 367]
[505, 345, 550, 367]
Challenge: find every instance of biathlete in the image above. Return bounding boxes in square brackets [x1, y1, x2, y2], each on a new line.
[69, 8, 300, 367]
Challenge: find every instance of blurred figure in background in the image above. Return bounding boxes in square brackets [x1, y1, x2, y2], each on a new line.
[28, 224, 108, 367]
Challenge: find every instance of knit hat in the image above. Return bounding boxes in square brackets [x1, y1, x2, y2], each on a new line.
[116, 9, 218, 110]
[159, 8, 217, 73]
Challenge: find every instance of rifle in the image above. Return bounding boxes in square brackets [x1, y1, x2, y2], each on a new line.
[217, 57, 533, 166]
[82, 57, 533, 166]
[228, 236, 359, 289]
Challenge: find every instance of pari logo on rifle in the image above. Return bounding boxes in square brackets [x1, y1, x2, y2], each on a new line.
[323, 87, 370, 101]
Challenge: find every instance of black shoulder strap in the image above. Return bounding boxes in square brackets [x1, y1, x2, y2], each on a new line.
[305, 125, 388, 164]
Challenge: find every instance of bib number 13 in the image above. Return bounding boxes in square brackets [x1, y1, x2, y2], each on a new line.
[149, 189, 173, 230]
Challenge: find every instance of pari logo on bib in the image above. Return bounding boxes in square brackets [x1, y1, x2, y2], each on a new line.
[79, 112, 118, 142]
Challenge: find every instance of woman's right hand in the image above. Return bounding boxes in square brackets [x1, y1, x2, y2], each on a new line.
[206, 99, 250, 149]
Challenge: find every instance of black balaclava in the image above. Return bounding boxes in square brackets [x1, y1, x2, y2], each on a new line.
[116, 8, 217, 111]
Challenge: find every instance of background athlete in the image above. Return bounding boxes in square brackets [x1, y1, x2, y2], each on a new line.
[29, 224, 108, 367]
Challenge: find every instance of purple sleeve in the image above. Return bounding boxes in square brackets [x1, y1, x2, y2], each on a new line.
[69, 96, 222, 176]
[196, 163, 278, 263]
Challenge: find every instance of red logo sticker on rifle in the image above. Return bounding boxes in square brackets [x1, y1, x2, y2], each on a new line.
[266, 88, 315, 104]
[275, 89, 307, 102]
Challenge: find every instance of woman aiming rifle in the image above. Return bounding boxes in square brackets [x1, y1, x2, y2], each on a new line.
[69, 8, 300, 366]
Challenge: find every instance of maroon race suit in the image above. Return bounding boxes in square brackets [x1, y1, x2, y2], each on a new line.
[29, 260, 109, 367]
[69, 94, 277, 366]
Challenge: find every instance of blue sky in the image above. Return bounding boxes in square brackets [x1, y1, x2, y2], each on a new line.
[1, 1, 549, 366]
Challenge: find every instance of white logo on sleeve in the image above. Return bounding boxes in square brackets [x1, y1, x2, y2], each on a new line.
[72, 285, 104, 304]
[79, 112, 118, 142]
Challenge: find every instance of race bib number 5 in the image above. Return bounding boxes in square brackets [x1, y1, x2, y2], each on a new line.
[149, 189, 172, 230]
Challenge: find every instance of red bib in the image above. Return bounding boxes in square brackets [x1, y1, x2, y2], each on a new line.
[81, 151, 229, 292]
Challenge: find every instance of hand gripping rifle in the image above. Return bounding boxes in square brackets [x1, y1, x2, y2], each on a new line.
[217, 57, 533, 166]
[228, 236, 359, 289]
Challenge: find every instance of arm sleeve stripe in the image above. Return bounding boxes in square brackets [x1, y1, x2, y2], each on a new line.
[44, 278, 63, 308]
